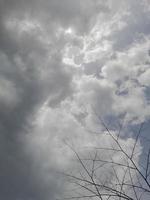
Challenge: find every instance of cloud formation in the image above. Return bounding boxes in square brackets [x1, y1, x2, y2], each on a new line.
[0, 0, 150, 199]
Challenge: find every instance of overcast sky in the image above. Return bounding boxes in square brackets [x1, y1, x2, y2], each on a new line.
[0, 0, 150, 199]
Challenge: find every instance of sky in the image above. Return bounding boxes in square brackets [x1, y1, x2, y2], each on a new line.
[0, 0, 150, 199]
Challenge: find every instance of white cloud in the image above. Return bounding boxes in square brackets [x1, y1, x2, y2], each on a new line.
[99, 38, 150, 123]
[139, 69, 150, 86]
[25, 102, 142, 199]
[74, 76, 115, 118]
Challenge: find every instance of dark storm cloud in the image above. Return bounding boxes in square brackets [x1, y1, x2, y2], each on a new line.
[0, 0, 109, 199]
[0, 51, 74, 199]
[0, 0, 109, 139]
[0, 1, 78, 199]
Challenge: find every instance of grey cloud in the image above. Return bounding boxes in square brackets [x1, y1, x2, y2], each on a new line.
[109, 0, 150, 50]
[0, 1, 75, 198]
[0, 39, 74, 199]
[0, 0, 109, 36]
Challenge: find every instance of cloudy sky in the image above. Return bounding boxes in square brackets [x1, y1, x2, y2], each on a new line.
[0, 0, 150, 199]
